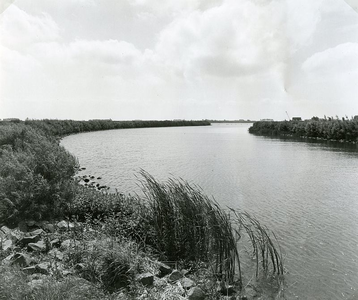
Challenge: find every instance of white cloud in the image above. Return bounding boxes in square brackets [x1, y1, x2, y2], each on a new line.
[154, 0, 287, 80]
[0, 5, 60, 50]
[302, 42, 358, 76]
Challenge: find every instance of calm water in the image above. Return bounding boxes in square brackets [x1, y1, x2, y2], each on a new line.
[61, 124, 358, 299]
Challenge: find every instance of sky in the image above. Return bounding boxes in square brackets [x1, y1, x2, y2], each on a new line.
[0, 0, 358, 121]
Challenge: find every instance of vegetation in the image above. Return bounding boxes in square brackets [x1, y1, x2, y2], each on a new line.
[248, 116, 358, 142]
[0, 119, 284, 299]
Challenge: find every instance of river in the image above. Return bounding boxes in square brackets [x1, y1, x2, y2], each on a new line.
[61, 123, 358, 299]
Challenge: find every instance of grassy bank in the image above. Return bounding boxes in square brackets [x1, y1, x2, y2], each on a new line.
[248, 117, 358, 143]
[0, 120, 284, 299]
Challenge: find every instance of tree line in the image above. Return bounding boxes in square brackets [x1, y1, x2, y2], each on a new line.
[0, 119, 209, 224]
[248, 116, 358, 142]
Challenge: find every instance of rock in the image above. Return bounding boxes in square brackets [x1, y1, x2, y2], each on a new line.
[158, 262, 172, 277]
[74, 263, 86, 271]
[20, 235, 40, 246]
[9, 230, 22, 243]
[49, 249, 64, 260]
[28, 240, 46, 252]
[136, 272, 154, 287]
[57, 220, 75, 230]
[188, 287, 206, 300]
[9, 253, 34, 267]
[1, 225, 12, 236]
[29, 229, 44, 236]
[36, 262, 50, 274]
[2, 239, 13, 251]
[180, 277, 196, 290]
[50, 238, 61, 248]
[169, 270, 184, 282]
[42, 223, 55, 233]
[28, 279, 44, 290]
[23, 266, 38, 275]
[61, 239, 80, 250]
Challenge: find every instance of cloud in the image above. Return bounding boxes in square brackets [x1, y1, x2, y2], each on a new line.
[302, 42, 358, 76]
[154, 0, 287, 80]
[0, 5, 60, 50]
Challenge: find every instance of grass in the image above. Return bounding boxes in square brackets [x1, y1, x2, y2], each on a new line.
[0, 172, 284, 299]
[138, 171, 284, 288]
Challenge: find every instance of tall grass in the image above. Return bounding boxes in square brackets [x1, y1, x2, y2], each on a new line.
[139, 171, 284, 287]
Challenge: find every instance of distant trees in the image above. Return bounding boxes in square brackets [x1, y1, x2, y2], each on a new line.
[0, 119, 210, 225]
[248, 116, 358, 142]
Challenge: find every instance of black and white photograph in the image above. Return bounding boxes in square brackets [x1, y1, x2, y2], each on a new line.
[1, 0, 358, 299]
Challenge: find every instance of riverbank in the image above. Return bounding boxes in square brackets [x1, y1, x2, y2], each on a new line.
[0, 120, 284, 299]
[248, 118, 358, 143]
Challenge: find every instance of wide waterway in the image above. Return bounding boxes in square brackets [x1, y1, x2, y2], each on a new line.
[61, 123, 358, 299]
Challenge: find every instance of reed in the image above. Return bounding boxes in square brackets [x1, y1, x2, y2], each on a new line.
[139, 171, 283, 287]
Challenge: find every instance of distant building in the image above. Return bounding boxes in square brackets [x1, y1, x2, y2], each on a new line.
[292, 117, 302, 121]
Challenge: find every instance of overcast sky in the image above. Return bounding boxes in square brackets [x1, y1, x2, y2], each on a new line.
[0, 0, 357, 121]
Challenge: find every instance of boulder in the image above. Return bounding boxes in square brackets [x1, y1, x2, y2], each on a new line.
[2, 239, 13, 251]
[28, 240, 46, 252]
[23, 266, 38, 275]
[50, 238, 61, 248]
[9, 253, 34, 267]
[188, 287, 206, 300]
[42, 223, 55, 233]
[57, 220, 75, 230]
[158, 262, 172, 277]
[136, 272, 154, 287]
[0, 225, 12, 236]
[36, 262, 50, 274]
[29, 229, 44, 236]
[60, 239, 80, 250]
[49, 249, 64, 260]
[180, 277, 196, 290]
[169, 270, 184, 282]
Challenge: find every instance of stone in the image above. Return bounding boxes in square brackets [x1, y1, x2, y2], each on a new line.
[28, 279, 44, 290]
[60, 239, 80, 250]
[36, 262, 50, 274]
[28, 240, 46, 252]
[29, 229, 44, 236]
[49, 249, 64, 260]
[57, 220, 75, 230]
[23, 266, 38, 275]
[20, 234, 41, 246]
[50, 238, 61, 248]
[10, 230, 22, 243]
[2, 239, 13, 251]
[42, 223, 55, 233]
[169, 270, 184, 282]
[158, 262, 172, 277]
[74, 263, 86, 271]
[10, 253, 34, 267]
[136, 272, 154, 287]
[180, 277, 196, 289]
[188, 287, 206, 300]
[1, 225, 12, 236]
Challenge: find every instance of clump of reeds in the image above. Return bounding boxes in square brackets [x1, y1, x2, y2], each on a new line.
[139, 171, 283, 288]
